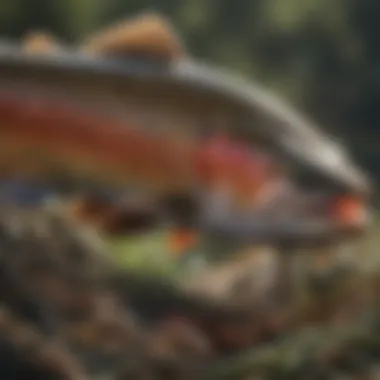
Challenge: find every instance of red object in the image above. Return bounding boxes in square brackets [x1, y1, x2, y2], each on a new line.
[196, 134, 232, 186]
[331, 195, 368, 227]
[168, 228, 198, 256]
[196, 135, 272, 196]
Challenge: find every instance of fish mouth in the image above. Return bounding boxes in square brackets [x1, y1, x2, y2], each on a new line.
[194, 160, 372, 246]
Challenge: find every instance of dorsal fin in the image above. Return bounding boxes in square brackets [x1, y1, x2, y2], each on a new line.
[81, 12, 185, 62]
[22, 31, 64, 54]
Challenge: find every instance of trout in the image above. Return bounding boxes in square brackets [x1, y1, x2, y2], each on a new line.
[0, 13, 372, 246]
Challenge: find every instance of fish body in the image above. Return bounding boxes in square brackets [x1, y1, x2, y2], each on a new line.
[0, 14, 372, 244]
[0, 41, 370, 195]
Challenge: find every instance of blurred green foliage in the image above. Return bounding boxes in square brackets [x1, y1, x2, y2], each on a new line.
[0, 0, 379, 180]
[108, 231, 177, 276]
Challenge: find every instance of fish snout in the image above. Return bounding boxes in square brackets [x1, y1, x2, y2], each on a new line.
[329, 195, 372, 237]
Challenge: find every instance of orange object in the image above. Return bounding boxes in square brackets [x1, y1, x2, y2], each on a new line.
[332, 195, 368, 226]
[168, 228, 199, 256]
[82, 12, 185, 61]
[196, 135, 272, 206]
